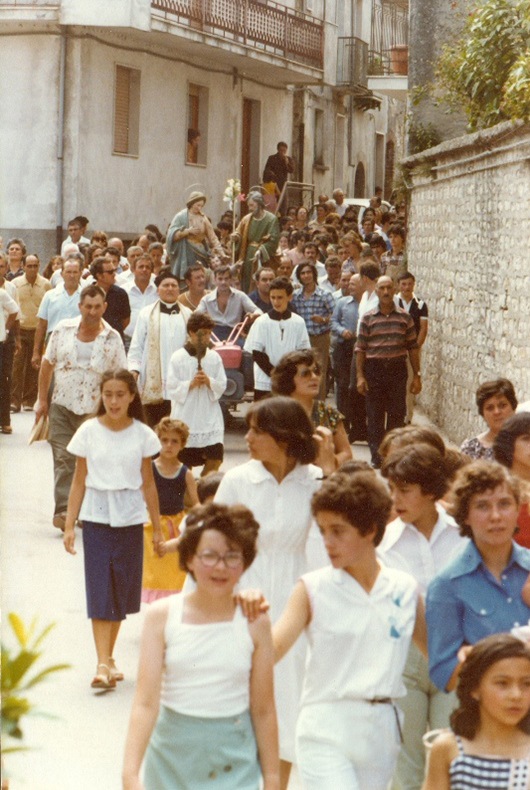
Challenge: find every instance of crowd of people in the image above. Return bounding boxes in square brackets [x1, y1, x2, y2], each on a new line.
[1, 165, 530, 790]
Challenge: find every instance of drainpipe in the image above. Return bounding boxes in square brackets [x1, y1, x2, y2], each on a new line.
[56, 27, 66, 254]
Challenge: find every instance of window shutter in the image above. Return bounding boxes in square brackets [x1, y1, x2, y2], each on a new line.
[114, 66, 130, 154]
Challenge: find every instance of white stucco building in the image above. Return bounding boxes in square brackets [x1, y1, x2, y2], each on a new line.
[0, 0, 408, 259]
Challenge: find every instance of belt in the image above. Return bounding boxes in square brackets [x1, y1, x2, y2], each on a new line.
[364, 698, 403, 743]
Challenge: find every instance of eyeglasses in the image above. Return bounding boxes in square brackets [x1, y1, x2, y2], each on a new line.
[102, 268, 116, 274]
[196, 550, 243, 569]
[297, 365, 321, 378]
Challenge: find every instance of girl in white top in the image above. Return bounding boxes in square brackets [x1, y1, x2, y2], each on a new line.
[270, 472, 427, 790]
[122, 503, 279, 790]
[213, 396, 322, 788]
[64, 369, 162, 690]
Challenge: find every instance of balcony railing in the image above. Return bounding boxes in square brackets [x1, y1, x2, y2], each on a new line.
[336, 37, 368, 88]
[151, 0, 324, 70]
[369, 0, 408, 76]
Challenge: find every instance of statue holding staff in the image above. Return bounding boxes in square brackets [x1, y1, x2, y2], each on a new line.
[231, 191, 280, 293]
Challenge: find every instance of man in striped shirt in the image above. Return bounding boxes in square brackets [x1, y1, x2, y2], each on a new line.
[355, 275, 421, 467]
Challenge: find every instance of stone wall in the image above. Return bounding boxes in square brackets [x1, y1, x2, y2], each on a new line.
[404, 120, 530, 445]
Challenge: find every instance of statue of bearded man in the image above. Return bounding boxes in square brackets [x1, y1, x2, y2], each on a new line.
[231, 191, 280, 293]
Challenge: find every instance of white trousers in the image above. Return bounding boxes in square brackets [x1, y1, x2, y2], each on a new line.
[296, 699, 402, 790]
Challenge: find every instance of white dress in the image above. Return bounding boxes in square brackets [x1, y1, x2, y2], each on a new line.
[214, 459, 322, 762]
[166, 347, 227, 448]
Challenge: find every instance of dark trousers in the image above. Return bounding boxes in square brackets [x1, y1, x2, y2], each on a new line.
[0, 333, 15, 427]
[11, 328, 38, 409]
[333, 341, 354, 432]
[144, 400, 171, 429]
[364, 357, 407, 466]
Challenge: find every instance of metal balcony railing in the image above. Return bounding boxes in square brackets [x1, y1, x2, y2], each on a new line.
[336, 37, 368, 88]
[151, 0, 324, 70]
[368, 0, 408, 76]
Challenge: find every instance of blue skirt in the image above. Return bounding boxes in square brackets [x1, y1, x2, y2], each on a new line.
[82, 521, 143, 621]
[143, 707, 260, 789]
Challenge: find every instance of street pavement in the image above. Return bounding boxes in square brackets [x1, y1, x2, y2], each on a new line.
[1, 407, 370, 790]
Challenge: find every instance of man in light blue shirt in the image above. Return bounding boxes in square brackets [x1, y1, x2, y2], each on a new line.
[331, 273, 367, 442]
[31, 259, 82, 369]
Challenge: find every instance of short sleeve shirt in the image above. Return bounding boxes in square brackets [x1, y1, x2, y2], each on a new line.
[67, 418, 161, 526]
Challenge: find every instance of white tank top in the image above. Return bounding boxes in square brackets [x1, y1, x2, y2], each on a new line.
[160, 594, 254, 718]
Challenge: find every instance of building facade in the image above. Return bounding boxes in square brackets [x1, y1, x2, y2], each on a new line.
[0, 0, 408, 260]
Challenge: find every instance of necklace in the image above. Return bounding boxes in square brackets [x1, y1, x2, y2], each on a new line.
[184, 292, 200, 310]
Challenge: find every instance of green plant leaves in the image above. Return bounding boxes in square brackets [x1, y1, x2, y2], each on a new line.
[1, 614, 71, 752]
[432, 0, 530, 128]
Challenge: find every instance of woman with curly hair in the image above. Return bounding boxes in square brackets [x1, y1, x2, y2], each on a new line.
[425, 461, 530, 693]
[123, 503, 279, 790]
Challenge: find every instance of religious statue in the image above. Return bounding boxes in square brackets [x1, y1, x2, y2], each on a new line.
[231, 191, 280, 293]
[166, 192, 227, 282]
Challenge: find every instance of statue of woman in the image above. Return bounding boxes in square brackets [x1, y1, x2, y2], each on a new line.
[166, 192, 227, 282]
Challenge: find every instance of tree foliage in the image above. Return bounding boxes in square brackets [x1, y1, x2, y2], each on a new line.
[434, 0, 530, 129]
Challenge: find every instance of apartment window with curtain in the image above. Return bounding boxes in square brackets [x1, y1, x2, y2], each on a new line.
[113, 65, 140, 156]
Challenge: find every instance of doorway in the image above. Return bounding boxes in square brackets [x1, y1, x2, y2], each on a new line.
[241, 98, 261, 214]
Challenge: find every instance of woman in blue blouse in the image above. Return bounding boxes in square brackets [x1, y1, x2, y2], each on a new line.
[426, 460, 530, 692]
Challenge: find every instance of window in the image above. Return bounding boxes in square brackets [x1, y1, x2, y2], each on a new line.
[113, 65, 140, 156]
[313, 109, 324, 166]
[187, 83, 209, 166]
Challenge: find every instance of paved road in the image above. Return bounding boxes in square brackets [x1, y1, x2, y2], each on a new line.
[1, 408, 371, 789]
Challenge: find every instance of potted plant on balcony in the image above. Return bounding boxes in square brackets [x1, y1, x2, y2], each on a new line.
[369, 54, 385, 75]
[390, 45, 408, 75]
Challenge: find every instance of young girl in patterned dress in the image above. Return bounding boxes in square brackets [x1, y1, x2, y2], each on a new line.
[422, 634, 530, 790]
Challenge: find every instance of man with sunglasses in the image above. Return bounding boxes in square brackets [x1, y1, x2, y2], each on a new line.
[91, 256, 130, 341]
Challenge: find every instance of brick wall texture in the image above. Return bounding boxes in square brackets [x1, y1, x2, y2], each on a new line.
[404, 121, 530, 445]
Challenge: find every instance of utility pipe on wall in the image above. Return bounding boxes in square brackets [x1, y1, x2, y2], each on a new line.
[55, 27, 66, 254]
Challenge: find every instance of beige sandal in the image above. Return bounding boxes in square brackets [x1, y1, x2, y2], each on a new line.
[108, 657, 124, 682]
[91, 663, 116, 689]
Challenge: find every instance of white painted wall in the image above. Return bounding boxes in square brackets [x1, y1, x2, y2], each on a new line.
[0, 35, 60, 229]
[60, 0, 150, 30]
[67, 37, 292, 235]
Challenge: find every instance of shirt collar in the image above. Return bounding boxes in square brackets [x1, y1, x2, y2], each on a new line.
[245, 459, 320, 485]
[269, 309, 292, 320]
[381, 504, 459, 552]
[447, 540, 530, 579]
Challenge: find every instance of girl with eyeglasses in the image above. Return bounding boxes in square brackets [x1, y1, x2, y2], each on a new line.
[212, 396, 322, 789]
[122, 503, 279, 790]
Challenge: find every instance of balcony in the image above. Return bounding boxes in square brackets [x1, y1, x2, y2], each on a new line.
[367, 0, 408, 100]
[336, 37, 368, 89]
[151, 0, 324, 83]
